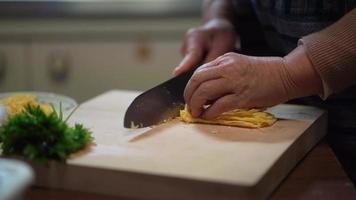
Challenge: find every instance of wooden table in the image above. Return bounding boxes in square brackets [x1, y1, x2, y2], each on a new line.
[24, 140, 355, 200]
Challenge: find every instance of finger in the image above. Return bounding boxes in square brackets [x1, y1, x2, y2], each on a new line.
[204, 50, 226, 63]
[188, 78, 234, 117]
[204, 44, 231, 63]
[174, 33, 207, 75]
[183, 63, 222, 104]
[174, 49, 204, 75]
[184, 54, 234, 103]
[200, 94, 242, 120]
[180, 35, 188, 56]
[204, 33, 235, 63]
[180, 28, 196, 56]
[194, 58, 221, 72]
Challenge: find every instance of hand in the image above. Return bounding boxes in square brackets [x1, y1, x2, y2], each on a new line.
[174, 19, 237, 75]
[184, 47, 323, 120]
[184, 53, 289, 119]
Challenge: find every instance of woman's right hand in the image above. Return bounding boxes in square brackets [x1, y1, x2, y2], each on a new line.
[174, 18, 237, 75]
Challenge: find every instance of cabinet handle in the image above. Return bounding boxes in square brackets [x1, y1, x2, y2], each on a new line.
[47, 51, 71, 82]
[0, 52, 7, 81]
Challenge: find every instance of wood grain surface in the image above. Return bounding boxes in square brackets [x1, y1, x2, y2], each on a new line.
[25, 141, 356, 200]
[27, 90, 329, 200]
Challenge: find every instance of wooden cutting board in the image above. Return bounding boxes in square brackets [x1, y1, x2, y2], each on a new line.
[32, 90, 327, 200]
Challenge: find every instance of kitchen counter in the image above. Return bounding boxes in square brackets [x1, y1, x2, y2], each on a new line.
[24, 140, 356, 200]
[270, 140, 355, 199]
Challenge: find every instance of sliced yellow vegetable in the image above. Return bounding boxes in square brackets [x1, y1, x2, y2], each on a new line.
[179, 105, 276, 128]
[1, 94, 53, 116]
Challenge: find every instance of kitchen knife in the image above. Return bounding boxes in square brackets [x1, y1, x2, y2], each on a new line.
[124, 69, 195, 128]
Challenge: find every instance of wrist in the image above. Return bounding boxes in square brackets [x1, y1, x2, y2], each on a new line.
[282, 45, 323, 100]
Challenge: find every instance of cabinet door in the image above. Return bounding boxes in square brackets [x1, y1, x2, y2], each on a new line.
[30, 40, 182, 102]
[0, 43, 27, 92]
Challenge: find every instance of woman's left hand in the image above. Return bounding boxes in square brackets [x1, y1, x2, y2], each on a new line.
[184, 47, 323, 120]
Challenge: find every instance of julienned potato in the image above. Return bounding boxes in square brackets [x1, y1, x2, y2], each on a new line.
[180, 104, 277, 128]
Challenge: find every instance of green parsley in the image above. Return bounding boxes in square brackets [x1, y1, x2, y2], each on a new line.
[0, 104, 92, 164]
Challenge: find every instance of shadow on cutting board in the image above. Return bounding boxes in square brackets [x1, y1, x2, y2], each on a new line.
[130, 118, 305, 144]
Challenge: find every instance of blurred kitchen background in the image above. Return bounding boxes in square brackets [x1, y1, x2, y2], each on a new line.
[0, 0, 202, 102]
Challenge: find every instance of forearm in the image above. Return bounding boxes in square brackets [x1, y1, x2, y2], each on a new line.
[299, 8, 356, 98]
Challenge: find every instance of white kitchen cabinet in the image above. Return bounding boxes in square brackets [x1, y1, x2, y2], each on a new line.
[0, 43, 28, 92]
[0, 17, 201, 102]
[30, 39, 182, 102]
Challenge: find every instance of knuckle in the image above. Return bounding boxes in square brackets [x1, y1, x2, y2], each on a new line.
[226, 52, 242, 60]
[219, 54, 236, 65]
[216, 55, 225, 61]
[198, 62, 215, 70]
[186, 27, 201, 37]
[223, 52, 235, 57]
[209, 59, 221, 66]
[189, 75, 201, 85]
[195, 65, 207, 73]
[221, 64, 234, 75]
[222, 57, 234, 65]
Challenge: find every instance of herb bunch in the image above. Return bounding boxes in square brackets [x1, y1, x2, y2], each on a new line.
[0, 104, 92, 164]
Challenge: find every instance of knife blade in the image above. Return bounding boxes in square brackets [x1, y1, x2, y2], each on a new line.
[124, 69, 195, 128]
